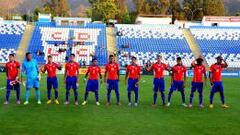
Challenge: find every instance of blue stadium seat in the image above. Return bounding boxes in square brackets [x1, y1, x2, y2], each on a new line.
[115, 24, 194, 67]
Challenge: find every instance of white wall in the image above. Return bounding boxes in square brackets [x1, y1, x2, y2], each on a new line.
[136, 17, 172, 25]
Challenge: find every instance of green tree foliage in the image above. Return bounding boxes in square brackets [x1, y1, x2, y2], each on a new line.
[38, 0, 71, 17]
[133, 0, 170, 15]
[169, 0, 183, 22]
[183, 0, 203, 20]
[88, 0, 118, 22]
[203, 0, 225, 16]
[236, 11, 240, 16]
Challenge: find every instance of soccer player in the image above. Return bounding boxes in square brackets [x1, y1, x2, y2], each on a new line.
[41, 55, 62, 104]
[104, 55, 120, 106]
[4, 54, 21, 104]
[125, 56, 141, 107]
[209, 56, 229, 109]
[82, 58, 102, 106]
[145, 55, 169, 106]
[167, 57, 187, 107]
[64, 53, 80, 105]
[189, 57, 207, 108]
[21, 52, 41, 105]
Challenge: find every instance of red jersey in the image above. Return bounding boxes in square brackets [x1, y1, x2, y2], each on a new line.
[65, 62, 79, 77]
[5, 61, 20, 80]
[105, 62, 119, 80]
[192, 65, 206, 82]
[127, 64, 141, 79]
[151, 63, 168, 78]
[210, 64, 225, 82]
[43, 62, 59, 77]
[88, 65, 101, 80]
[172, 65, 187, 81]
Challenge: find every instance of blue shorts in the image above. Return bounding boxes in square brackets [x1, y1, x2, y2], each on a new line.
[26, 77, 39, 89]
[170, 81, 184, 92]
[153, 78, 165, 92]
[47, 77, 58, 90]
[6, 79, 20, 91]
[66, 76, 77, 90]
[86, 80, 99, 92]
[107, 79, 119, 91]
[211, 82, 224, 93]
[191, 82, 203, 93]
[128, 78, 138, 92]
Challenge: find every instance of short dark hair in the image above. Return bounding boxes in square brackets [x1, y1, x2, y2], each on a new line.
[92, 58, 97, 62]
[9, 54, 15, 57]
[48, 55, 52, 58]
[109, 55, 114, 58]
[70, 53, 75, 57]
[196, 58, 203, 63]
[216, 56, 222, 60]
[25, 52, 31, 57]
[177, 57, 182, 61]
[131, 56, 137, 60]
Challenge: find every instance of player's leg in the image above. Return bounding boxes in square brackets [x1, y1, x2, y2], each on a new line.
[82, 80, 91, 105]
[189, 82, 196, 107]
[198, 83, 204, 107]
[160, 78, 166, 106]
[95, 91, 100, 106]
[153, 78, 158, 106]
[209, 83, 216, 108]
[34, 78, 41, 104]
[179, 81, 186, 107]
[133, 79, 139, 106]
[46, 77, 52, 104]
[106, 80, 112, 105]
[167, 81, 176, 106]
[53, 77, 59, 104]
[24, 79, 33, 105]
[127, 78, 133, 106]
[94, 80, 100, 105]
[65, 77, 71, 104]
[114, 80, 120, 105]
[5, 80, 11, 104]
[219, 82, 228, 108]
[72, 77, 78, 105]
[14, 83, 20, 104]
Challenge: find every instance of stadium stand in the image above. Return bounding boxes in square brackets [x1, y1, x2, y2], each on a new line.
[28, 22, 107, 65]
[0, 21, 26, 63]
[190, 26, 240, 68]
[115, 24, 195, 67]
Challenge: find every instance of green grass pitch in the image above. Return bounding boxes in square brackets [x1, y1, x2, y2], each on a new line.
[0, 73, 239, 135]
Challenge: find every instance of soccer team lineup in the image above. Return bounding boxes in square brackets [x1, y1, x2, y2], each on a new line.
[4, 52, 229, 109]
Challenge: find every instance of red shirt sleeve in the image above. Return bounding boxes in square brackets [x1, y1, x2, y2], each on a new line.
[5, 63, 8, 69]
[126, 65, 130, 72]
[209, 65, 214, 72]
[105, 64, 108, 71]
[117, 64, 120, 71]
[98, 66, 101, 74]
[203, 66, 206, 73]
[138, 66, 141, 74]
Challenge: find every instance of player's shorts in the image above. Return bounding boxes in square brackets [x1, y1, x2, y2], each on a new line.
[66, 76, 77, 90]
[170, 81, 184, 92]
[128, 78, 138, 92]
[107, 79, 119, 91]
[6, 79, 20, 91]
[86, 79, 99, 92]
[153, 78, 165, 92]
[26, 77, 39, 89]
[211, 82, 224, 93]
[47, 77, 58, 90]
[191, 82, 203, 93]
